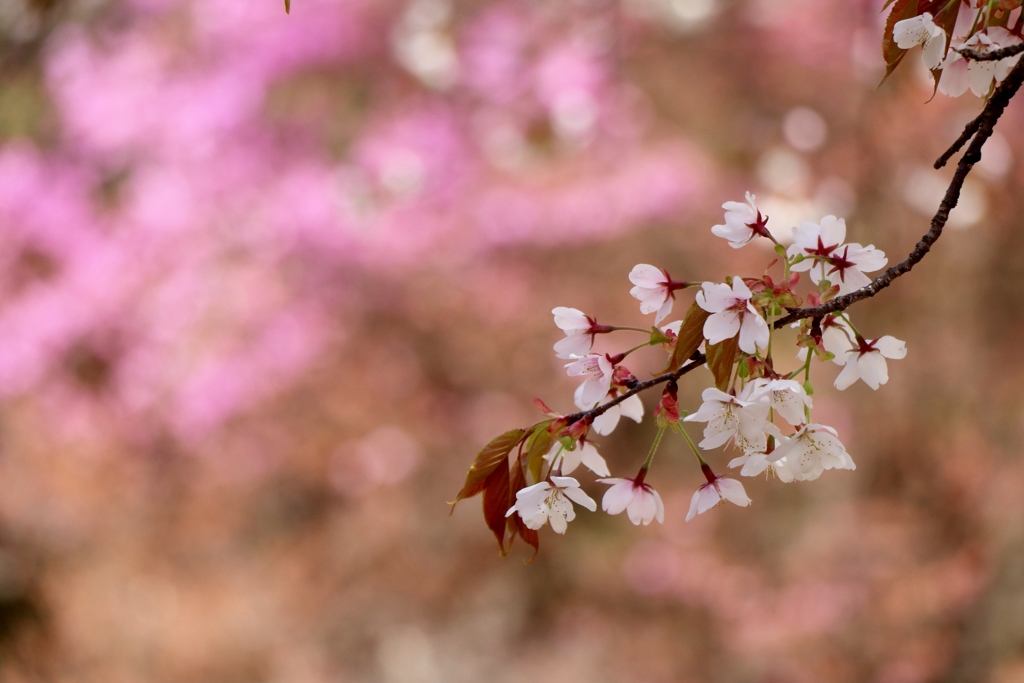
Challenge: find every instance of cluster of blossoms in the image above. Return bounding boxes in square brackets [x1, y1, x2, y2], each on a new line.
[456, 191, 906, 556]
[890, 1, 1024, 98]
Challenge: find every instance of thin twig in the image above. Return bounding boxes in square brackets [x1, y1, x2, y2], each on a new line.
[956, 42, 1024, 62]
[774, 56, 1024, 327]
[935, 117, 981, 169]
[564, 57, 1024, 427]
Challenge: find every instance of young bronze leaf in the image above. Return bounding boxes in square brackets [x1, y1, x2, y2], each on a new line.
[666, 301, 710, 372]
[285, 0, 291, 13]
[482, 461, 512, 555]
[453, 428, 526, 504]
[880, 0, 917, 82]
[705, 335, 739, 392]
[506, 461, 539, 561]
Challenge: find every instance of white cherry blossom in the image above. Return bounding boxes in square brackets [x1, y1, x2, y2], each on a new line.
[834, 335, 907, 390]
[797, 313, 856, 365]
[506, 476, 597, 534]
[727, 451, 794, 481]
[683, 387, 777, 453]
[696, 277, 769, 354]
[767, 424, 854, 481]
[686, 471, 751, 521]
[629, 264, 680, 325]
[597, 477, 665, 525]
[940, 28, 1023, 98]
[893, 12, 946, 70]
[789, 217, 885, 294]
[544, 439, 610, 477]
[565, 354, 614, 407]
[747, 378, 812, 426]
[711, 192, 769, 248]
[552, 307, 595, 359]
[577, 388, 644, 435]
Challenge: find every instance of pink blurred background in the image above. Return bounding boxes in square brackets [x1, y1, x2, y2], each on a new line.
[0, 0, 1023, 680]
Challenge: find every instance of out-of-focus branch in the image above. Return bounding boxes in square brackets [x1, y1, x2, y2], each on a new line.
[565, 57, 1024, 427]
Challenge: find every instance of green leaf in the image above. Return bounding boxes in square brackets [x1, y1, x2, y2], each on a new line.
[525, 424, 554, 483]
[482, 461, 512, 554]
[665, 301, 710, 373]
[452, 429, 526, 504]
[705, 336, 739, 392]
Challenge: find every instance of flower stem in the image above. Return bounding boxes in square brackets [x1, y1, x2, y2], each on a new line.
[674, 423, 706, 466]
[641, 425, 667, 472]
[609, 326, 655, 334]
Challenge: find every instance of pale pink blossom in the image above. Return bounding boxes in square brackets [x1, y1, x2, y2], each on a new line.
[696, 277, 769, 354]
[729, 446, 797, 482]
[940, 28, 1022, 98]
[834, 335, 907, 390]
[597, 476, 665, 525]
[544, 439, 610, 477]
[552, 306, 601, 359]
[565, 353, 615, 407]
[505, 476, 597, 534]
[893, 12, 946, 70]
[789, 217, 886, 294]
[686, 468, 751, 521]
[629, 264, 680, 325]
[796, 313, 856, 365]
[574, 382, 644, 435]
[711, 192, 769, 248]
[767, 424, 855, 481]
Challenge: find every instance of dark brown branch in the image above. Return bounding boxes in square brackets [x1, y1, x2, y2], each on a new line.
[956, 42, 1024, 62]
[565, 57, 1024, 428]
[935, 117, 982, 169]
[564, 354, 706, 424]
[774, 56, 1024, 328]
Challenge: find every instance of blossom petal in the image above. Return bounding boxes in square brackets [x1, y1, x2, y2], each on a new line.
[629, 264, 667, 288]
[618, 395, 644, 423]
[834, 359, 860, 391]
[554, 333, 592, 359]
[578, 442, 611, 477]
[552, 307, 590, 332]
[874, 335, 907, 359]
[599, 480, 634, 515]
[651, 489, 665, 524]
[857, 352, 889, 390]
[592, 403, 621, 435]
[561, 485, 598, 512]
[716, 478, 752, 507]
[703, 311, 741, 345]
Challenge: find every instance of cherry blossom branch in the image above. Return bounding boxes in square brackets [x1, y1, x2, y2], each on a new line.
[955, 42, 1024, 61]
[565, 56, 1024, 428]
[563, 354, 706, 424]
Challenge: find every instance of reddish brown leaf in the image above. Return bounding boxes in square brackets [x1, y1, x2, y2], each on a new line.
[665, 301, 710, 373]
[705, 335, 739, 392]
[452, 428, 526, 504]
[482, 461, 512, 555]
[507, 455, 540, 561]
[512, 514, 539, 563]
[881, 0, 918, 82]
